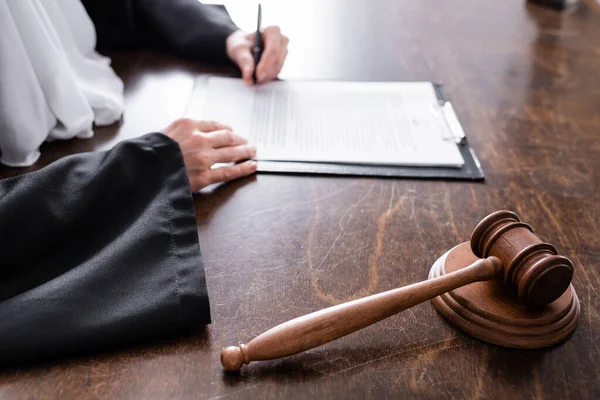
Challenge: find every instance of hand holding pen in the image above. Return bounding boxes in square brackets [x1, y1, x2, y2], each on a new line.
[225, 4, 289, 85]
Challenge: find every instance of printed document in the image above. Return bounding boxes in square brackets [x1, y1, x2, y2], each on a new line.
[193, 77, 465, 167]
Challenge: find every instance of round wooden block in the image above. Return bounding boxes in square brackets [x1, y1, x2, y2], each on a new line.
[429, 242, 580, 349]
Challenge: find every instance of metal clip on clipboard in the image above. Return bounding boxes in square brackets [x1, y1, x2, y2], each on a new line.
[433, 83, 468, 145]
[441, 102, 467, 145]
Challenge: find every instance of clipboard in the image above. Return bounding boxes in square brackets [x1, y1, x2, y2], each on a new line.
[255, 83, 485, 182]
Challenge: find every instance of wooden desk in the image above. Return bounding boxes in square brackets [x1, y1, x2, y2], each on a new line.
[1, 0, 599, 398]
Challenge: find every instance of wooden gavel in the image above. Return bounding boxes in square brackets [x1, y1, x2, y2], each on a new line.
[221, 210, 575, 371]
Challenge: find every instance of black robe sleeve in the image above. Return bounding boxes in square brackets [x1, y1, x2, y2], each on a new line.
[0, 133, 210, 365]
[82, 0, 239, 63]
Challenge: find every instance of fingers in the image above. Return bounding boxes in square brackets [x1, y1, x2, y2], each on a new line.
[182, 141, 255, 172]
[163, 117, 257, 192]
[226, 26, 288, 85]
[180, 131, 251, 171]
[226, 30, 256, 85]
[208, 160, 257, 185]
[211, 144, 256, 164]
[230, 43, 255, 85]
[241, 57, 255, 85]
[190, 160, 257, 191]
[235, 47, 256, 85]
[205, 129, 248, 148]
[194, 120, 232, 133]
[256, 26, 289, 83]
[162, 118, 232, 143]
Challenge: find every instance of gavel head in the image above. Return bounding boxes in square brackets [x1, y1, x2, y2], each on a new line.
[470, 210, 573, 307]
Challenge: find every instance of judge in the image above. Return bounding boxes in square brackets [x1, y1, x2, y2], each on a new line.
[0, 118, 256, 366]
[0, 0, 285, 365]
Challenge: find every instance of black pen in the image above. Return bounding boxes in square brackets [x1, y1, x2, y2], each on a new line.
[252, 4, 262, 84]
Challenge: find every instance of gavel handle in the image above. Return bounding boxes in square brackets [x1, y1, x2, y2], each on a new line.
[221, 256, 501, 371]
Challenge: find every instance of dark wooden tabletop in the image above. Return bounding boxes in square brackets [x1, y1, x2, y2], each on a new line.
[2, 0, 600, 398]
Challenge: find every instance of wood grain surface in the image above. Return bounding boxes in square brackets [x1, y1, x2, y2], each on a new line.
[1, 0, 599, 399]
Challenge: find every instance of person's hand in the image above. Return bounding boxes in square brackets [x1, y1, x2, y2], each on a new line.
[226, 27, 289, 85]
[162, 118, 257, 191]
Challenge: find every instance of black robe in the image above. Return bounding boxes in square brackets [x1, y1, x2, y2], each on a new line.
[0, 133, 210, 365]
[81, 0, 239, 63]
